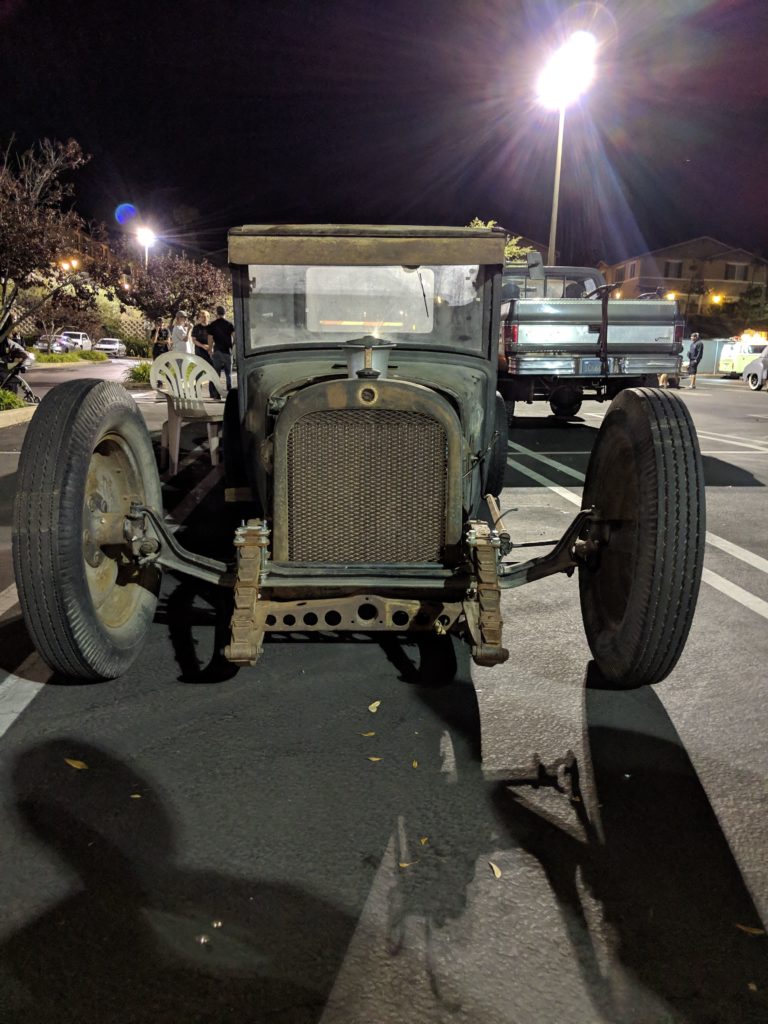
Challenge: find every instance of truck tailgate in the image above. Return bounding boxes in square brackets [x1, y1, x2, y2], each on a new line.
[513, 299, 678, 353]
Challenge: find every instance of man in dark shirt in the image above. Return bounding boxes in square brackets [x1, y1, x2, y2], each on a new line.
[686, 333, 704, 389]
[207, 305, 235, 391]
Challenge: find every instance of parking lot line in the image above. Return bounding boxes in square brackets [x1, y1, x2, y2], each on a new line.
[701, 569, 768, 621]
[507, 442, 768, 597]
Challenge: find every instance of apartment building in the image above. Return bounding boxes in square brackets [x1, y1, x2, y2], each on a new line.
[599, 236, 767, 316]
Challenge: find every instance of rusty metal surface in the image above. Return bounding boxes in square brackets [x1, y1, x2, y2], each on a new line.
[227, 225, 505, 267]
[272, 378, 464, 564]
[287, 409, 446, 563]
[463, 521, 509, 667]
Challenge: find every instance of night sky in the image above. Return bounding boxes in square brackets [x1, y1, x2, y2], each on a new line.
[1, 0, 767, 264]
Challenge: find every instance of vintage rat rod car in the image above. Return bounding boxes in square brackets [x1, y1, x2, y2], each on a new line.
[12, 225, 705, 688]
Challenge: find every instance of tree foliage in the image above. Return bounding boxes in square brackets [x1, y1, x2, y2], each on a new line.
[468, 217, 534, 263]
[732, 285, 768, 330]
[0, 137, 121, 341]
[120, 249, 230, 325]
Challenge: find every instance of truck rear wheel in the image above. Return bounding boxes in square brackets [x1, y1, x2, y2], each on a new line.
[12, 380, 162, 681]
[549, 386, 583, 419]
[578, 387, 705, 688]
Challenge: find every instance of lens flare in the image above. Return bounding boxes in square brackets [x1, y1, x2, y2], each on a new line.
[537, 31, 598, 110]
[114, 203, 138, 225]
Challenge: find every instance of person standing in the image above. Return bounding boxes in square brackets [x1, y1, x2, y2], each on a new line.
[687, 333, 704, 389]
[207, 305, 235, 391]
[191, 310, 218, 398]
[170, 312, 192, 354]
[191, 311, 212, 364]
[151, 318, 170, 360]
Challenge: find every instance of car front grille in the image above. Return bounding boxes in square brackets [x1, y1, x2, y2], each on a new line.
[286, 408, 447, 563]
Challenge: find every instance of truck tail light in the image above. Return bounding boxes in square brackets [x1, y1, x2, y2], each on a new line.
[503, 323, 518, 354]
[674, 321, 684, 351]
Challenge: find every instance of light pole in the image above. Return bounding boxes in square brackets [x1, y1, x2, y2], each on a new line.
[536, 31, 597, 265]
[136, 226, 156, 268]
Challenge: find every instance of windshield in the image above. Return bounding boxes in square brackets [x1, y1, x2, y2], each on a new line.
[244, 264, 488, 351]
[501, 270, 600, 301]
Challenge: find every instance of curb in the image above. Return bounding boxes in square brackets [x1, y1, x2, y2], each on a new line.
[0, 406, 36, 429]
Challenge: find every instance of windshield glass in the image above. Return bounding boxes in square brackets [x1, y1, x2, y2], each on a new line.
[502, 269, 599, 301]
[244, 264, 487, 351]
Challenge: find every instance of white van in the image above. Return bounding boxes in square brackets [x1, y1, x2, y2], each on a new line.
[60, 331, 92, 351]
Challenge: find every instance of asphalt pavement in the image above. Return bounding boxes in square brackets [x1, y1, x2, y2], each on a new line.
[0, 371, 767, 1023]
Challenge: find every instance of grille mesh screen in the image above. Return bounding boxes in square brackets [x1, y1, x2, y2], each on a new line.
[287, 409, 447, 563]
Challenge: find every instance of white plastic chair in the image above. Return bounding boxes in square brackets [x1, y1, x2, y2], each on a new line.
[149, 353, 225, 476]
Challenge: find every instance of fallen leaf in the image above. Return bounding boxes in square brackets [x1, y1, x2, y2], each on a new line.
[64, 758, 88, 770]
[748, 982, 758, 993]
[367, 756, 382, 763]
[412, 759, 419, 769]
[736, 923, 766, 936]
[130, 793, 142, 800]
[368, 700, 381, 713]
[489, 861, 502, 879]
[360, 731, 376, 737]
[399, 860, 418, 869]
[419, 836, 429, 846]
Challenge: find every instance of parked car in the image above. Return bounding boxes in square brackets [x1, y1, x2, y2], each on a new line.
[742, 349, 768, 391]
[94, 337, 127, 357]
[60, 330, 92, 351]
[11, 224, 706, 699]
[36, 334, 71, 353]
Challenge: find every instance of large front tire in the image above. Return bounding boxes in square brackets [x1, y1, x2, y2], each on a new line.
[484, 394, 509, 498]
[12, 380, 162, 680]
[746, 373, 763, 392]
[578, 388, 705, 688]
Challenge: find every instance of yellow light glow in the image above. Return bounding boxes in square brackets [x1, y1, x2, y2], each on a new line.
[711, 293, 723, 304]
[665, 291, 677, 301]
[70, 258, 79, 269]
[614, 289, 622, 299]
[60, 260, 70, 270]
[536, 31, 597, 110]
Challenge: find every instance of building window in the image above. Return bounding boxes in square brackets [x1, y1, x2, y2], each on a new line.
[628, 262, 637, 278]
[663, 260, 683, 278]
[724, 263, 749, 281]
[614, 266, 625, 283]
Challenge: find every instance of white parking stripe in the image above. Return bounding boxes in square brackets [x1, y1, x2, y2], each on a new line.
[507, 441, 768, 598]
[0, 654, 46, 738]
[0, 582, 19, 619]
[705, 533, 768, 576]
[701, 569, 768, 621]
[697, 432, 768, 453]
[508, 459, 581, 506]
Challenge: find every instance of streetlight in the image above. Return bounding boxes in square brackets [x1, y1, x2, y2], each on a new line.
[536, 31, 597, 265]
[136, 226, 156, 268]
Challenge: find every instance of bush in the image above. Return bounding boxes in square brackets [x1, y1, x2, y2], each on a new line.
[34, 352, 81, 363]
[0, 388, 26, 410]
[125, 339, 151, 358]
[35, 351, 106, 363]
[123, 361, 152, 385]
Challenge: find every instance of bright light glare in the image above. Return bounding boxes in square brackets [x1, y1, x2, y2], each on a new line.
[136, 226, 156, 248]
[536, 31, 597, 110]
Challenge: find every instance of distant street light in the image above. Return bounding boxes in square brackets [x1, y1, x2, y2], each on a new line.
[536, 31, 597, 265]
[136, 226, 156, 268]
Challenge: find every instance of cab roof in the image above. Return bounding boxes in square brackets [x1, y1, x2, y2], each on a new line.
[228, 224, 506, 267]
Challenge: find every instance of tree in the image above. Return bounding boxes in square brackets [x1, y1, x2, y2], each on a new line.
[732, 285, 768, 331]
[120, 249, 230, 348]
[467, 218, 534, 264]
[0, 137, 120, 340]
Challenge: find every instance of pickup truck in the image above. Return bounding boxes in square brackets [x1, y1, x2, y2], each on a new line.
[498, 254, 683, 420]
